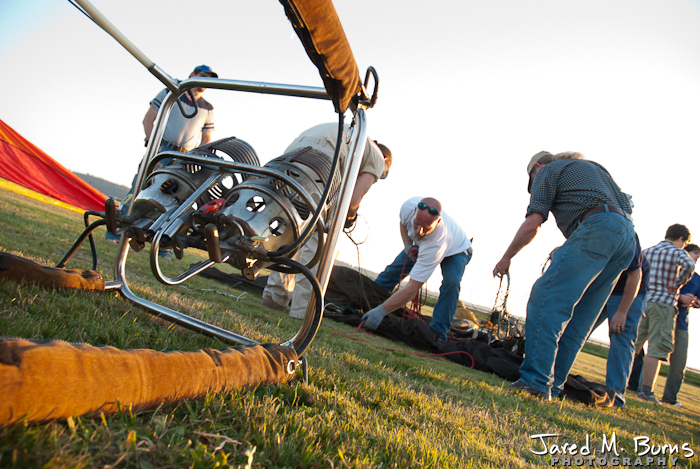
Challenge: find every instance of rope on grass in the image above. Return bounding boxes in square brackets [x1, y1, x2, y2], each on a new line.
[178, 285, 248, 301]
[344, 215, 387, 314]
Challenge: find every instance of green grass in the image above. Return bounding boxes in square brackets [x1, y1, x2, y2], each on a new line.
[1, 187, 700, 468]
[581, 342, 609, 360]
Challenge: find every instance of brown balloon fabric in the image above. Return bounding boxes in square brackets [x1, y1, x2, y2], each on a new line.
[0, 251, 105, 291]
[0, 338, 298, 425]
[278, 0, 361, 113]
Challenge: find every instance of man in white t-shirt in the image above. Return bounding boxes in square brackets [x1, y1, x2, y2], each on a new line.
[142, 65, 216, 153]
[108, 65, 217, 247]
[362, 197, 473, 340]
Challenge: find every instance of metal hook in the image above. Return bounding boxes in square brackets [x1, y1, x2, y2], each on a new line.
[359, 66, 379, 108]
[176, 89, 199, 119]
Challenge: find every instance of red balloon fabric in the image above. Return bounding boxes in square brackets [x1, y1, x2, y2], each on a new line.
[0, 118, 105, 211]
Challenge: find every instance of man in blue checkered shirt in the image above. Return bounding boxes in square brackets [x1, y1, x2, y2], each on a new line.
[493, 151, 636, 400]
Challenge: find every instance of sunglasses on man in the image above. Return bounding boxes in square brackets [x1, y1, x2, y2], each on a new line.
[417, 202, 440, 216]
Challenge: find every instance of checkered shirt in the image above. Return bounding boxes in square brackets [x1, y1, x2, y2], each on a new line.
[643, 240, 696, 306]
[527, 159, 632, 238]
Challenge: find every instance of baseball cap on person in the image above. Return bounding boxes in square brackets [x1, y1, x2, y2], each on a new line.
[527, 151, 553, 192]
[193, 65, 218, 78]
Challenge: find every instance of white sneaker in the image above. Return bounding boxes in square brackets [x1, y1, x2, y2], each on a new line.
[673, 401, 684, 407]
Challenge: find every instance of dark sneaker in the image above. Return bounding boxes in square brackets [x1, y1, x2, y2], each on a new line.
[638, 391, 660, 404]
[430, 329, 447, 346]
[510, 380, 551, 401]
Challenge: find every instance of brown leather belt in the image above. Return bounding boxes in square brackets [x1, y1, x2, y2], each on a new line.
[162, 141, 187, 153]
[580, 204, 627, 222]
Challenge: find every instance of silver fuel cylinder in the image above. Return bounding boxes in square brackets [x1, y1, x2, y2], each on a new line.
[130, 137, 260, 221]
[215, 146, 340, 273]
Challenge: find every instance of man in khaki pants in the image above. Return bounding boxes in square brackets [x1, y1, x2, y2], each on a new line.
[634, 224, 695, 404]
[261, 123, 392, 319]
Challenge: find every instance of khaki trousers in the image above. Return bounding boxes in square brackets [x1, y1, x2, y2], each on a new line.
[262, 234, 319, 319]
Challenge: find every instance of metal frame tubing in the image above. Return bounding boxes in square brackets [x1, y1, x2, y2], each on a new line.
[128, 77, 330, 221]
[106, 77, 367, 356]
[284, 108, 368, 353]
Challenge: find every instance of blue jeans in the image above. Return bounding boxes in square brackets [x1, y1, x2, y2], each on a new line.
[518, 212, 635, 395]
[552, 292, 646, 407]
[375, 248, 472, 340]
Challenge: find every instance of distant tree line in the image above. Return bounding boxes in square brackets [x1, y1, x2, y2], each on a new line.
[76, 173, 129, 200]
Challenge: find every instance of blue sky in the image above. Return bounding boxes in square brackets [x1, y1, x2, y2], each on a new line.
[2, 0, 700, 368]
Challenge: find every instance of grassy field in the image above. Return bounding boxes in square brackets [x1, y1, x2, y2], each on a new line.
[1, 187, 699, 468]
